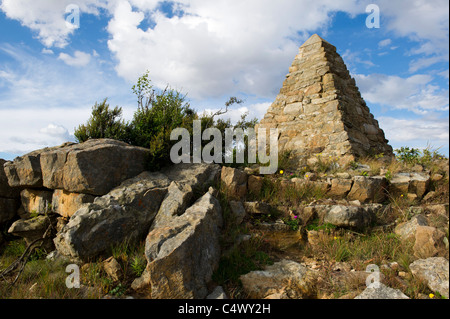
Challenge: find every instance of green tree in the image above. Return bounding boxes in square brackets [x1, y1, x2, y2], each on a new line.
[128, 71, 196, 170]
[74, 98, 127, 143]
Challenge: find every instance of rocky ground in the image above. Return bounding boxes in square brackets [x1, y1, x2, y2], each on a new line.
[0, 140, 448, 300]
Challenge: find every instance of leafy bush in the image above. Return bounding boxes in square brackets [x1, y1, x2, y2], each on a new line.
[74, 98, 127, 143]
[74, 71, 258, 171]
[127, 72, 197, 170]
[395, 147, 421, 165]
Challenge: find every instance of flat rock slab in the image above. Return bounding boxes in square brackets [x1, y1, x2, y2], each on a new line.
[3, 143, 74, 188]
[40, 139, 150, 196]
[54, 172, 171, 261]
[355, 283, 409, 299]
[240, 259, 317, 299]
[409, 257, 449, 298]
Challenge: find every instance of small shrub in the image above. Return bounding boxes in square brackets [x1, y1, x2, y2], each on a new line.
[395, 147, 421, 165]
[130, 256, 146, 278]
[74, 98, 128, 143]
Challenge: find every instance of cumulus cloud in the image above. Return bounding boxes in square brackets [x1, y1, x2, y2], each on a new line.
[58, 50, 92, 67]
[0, 108, 83, 155]
[0, 44, 136, 155]
[0, 0, 109, 48]
[40, 123, 71, 138]
[106, 0, 363, 99]
[378, 115, 449, 153]
[354, 73, 449, 114]
[378, 39, 392, 47]
[41, 48, 54, 55]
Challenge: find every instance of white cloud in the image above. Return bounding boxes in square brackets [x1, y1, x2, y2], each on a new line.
[0, 44, 138, 156]
[41, 48, 54, 55]
[354, 73, 449, 114]
[58, 50, 92, 67]
[106, 0, 363, 99]
[379, 115, 449, 153]
[40, 123, 71, 139]
[438, 69, 449, 79]
[0, 108, 84, 154]
[378, 0, 449, 50]
[409, 55, 448, 73]
[0, 0, 109, 48]
[378, 39, 392, 47]
[2, 0, 448, 98]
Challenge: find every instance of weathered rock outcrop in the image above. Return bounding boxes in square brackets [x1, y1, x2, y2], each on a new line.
[240, 259, 317, 299]
[40, 139, 150, 196]
[3, 143, 74, 188]
[4, 139, 150, 197]
[152, 163, 221, 228]
[8, 214, 56, 250]
[410, 257, 449, 298]
[145, 192, 223, 299]
[1, 158, 20, 226]
[354, 283, 409, 299]
[0, 159, 20, 198]
[323, 204, 380, 230]
[221, 166, 247, 199]
[20, 189, 53, 215]
[52, 190, 96, 218]
[54, 162, 221, 262]
[389, 172, 430, 198]
[54, 172, 171, 260]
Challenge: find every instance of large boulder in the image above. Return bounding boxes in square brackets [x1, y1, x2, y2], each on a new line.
[145, 192, 223, 299]
[389, 172, 430, 198]
[40, 139, 150, 196]
[409, 257, 449, 298]
[354, 283, 409, 299]
[322, 204, 381, 230]
[152, 163, 221, 228]
[20, 189, 53, 216]
[0, 159, 20, 198]
[8, 214, 56, 251]
[394, 215, 429, 241]
[1, 159, 22, 226]
[347, 176, 387, 203]
[54, 172, 171, 261]
[239, 259, 317, 299]
[3, 143, 74, 188]
[52, 190, 96, 218]
[221, 166, 247, 199]
[413, 226, 446, 259]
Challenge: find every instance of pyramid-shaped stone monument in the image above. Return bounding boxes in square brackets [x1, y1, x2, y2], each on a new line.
[257, 34, 393, 165]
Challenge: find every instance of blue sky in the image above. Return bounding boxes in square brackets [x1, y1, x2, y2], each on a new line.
[0, 0, 448, 161]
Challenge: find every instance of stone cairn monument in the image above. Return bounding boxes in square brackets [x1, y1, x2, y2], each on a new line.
[257, 34, 393, 166]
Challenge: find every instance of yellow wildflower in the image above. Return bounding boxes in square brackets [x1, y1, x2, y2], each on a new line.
[429, 293, 435, 299]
